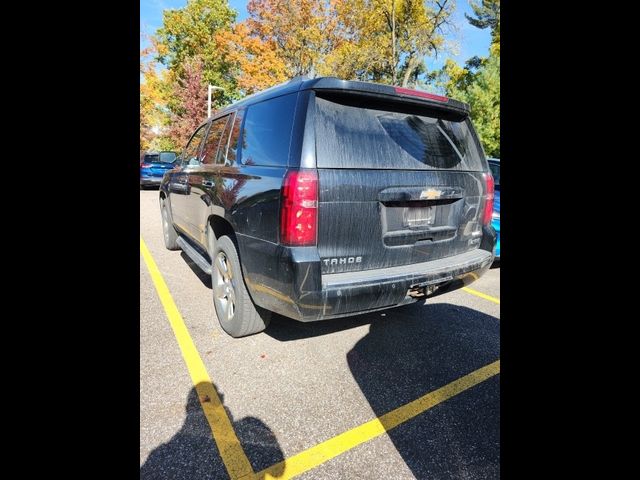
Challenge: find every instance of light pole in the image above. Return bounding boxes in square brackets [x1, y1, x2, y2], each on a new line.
[392, 0, 396, 85]
[208, 84, 224, 119]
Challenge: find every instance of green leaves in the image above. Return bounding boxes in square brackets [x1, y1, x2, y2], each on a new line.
[435, 0, 500, 157]
[142, 0, 240, 151]
[155, 0, 239, 101]
[439, 54, 500, 157]
[321, 0, 455, 86]
[140, 0, 500, 157]
[465, 0, 500, 45]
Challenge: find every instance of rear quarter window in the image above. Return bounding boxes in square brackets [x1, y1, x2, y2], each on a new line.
[239, 93, 297, 167]
[314, 95, 484, 171]
[226, 110, 244, 165]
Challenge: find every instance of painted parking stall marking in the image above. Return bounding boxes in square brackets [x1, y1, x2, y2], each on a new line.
[462, 286, 500, 304]
[141, 236, 254, 480]
[142, 233, 499, 479]
[253, 360, 500, 479]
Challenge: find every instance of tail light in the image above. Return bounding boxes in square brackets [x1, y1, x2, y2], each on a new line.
[280, 170, 318, 246]
[482, 172, 495, 225]
[394, 86, 449, 103]
[141, 163, 152, 168]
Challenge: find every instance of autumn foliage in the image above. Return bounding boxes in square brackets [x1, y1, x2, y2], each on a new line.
[216, 23, 287, 95]
[140, 0, 499, 155]
[168, 58, 208, 148]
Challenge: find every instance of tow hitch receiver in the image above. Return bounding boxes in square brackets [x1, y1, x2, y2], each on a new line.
[408, 284, 439, 298]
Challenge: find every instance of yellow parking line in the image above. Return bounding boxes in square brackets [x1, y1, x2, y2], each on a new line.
[253, 360, 500, 480]
[140, 237, 254, 480]
[462, 287, 500, 304]
[142, 235, 499, 480]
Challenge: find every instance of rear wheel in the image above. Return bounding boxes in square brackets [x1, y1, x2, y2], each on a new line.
[160, 200, 179, 250]
[212, 235, 271, 337]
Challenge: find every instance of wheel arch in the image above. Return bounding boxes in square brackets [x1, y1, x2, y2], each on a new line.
[206, 214, 236, 257]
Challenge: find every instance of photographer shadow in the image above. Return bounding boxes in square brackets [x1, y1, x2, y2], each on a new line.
[140, 382, 284, 479]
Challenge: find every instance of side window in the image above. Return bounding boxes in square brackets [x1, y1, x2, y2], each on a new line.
[226, 110, 244, 166]
[240, 93, 297, 166]
[214, 113, 235, 165]
[182, 124, 208, 166]
[201, 115, 231, 165]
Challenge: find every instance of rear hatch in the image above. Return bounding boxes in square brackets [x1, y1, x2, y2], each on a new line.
[312, 90, 489, 275]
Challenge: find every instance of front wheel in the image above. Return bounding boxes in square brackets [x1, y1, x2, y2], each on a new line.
[160, 200, 179, 250]
[212, 235, 271, 337]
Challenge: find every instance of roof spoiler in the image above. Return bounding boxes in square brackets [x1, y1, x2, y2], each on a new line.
[305, 77, 470, 118]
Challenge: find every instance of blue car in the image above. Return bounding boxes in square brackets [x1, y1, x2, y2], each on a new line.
[140, 151, 177, 189]
[488, 158, 500, 259]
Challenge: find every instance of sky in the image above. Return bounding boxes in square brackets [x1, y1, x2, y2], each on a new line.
[140, 0, 491, 72]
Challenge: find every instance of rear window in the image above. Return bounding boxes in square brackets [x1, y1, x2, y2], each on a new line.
[143, 154, 159, 163]
[159, 152, 177, 163]
[240, 93, 297, 167]
[314, 95, 484, 171]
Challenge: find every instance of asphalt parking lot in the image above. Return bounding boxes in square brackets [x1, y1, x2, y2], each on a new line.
[140, 189, 500, 479]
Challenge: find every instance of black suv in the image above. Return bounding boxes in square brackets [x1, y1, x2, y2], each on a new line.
[160, 77, 496, 337]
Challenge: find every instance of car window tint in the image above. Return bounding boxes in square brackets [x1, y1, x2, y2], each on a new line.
[201, 115, 231, 165]
[314, 95, 484, 171]
[215, 113, 235, 165]
[226, 110, 244, 166]
[182, 125, 208, 166]
[241, 94, 296, 166]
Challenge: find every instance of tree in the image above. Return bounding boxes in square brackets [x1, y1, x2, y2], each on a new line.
[439, 54, 500, 157]
[399, 0, 456, 86]
[168, 58, 208, 149]
[321, 0, 394, 81]
[465, 0, 500, 43]
[216, 22, 288, 95]
[435, 0, 500, 156]
[463, 54, 499, 157]
[141, 37, 177, 151]
[321, 0, 455, 86]
[142, 0, 240, 150]
[244, 0, 334, 77]
[155, 0, 239, 105]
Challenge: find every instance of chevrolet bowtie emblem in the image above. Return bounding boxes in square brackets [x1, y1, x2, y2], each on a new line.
[420, 188, 442, 200]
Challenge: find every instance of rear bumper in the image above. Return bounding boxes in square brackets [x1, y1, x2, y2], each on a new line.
[239, 231, 495, 322]
[298, 248, 493, 321]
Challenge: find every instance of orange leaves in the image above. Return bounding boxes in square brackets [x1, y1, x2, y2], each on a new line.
[215, 0, 454, 92]
[245, 0, 333, 76]
[217, 22, 287, 95]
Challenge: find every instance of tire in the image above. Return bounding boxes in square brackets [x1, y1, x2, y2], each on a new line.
[160, 200, 180, 251]
[212, 235, 271, 337]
